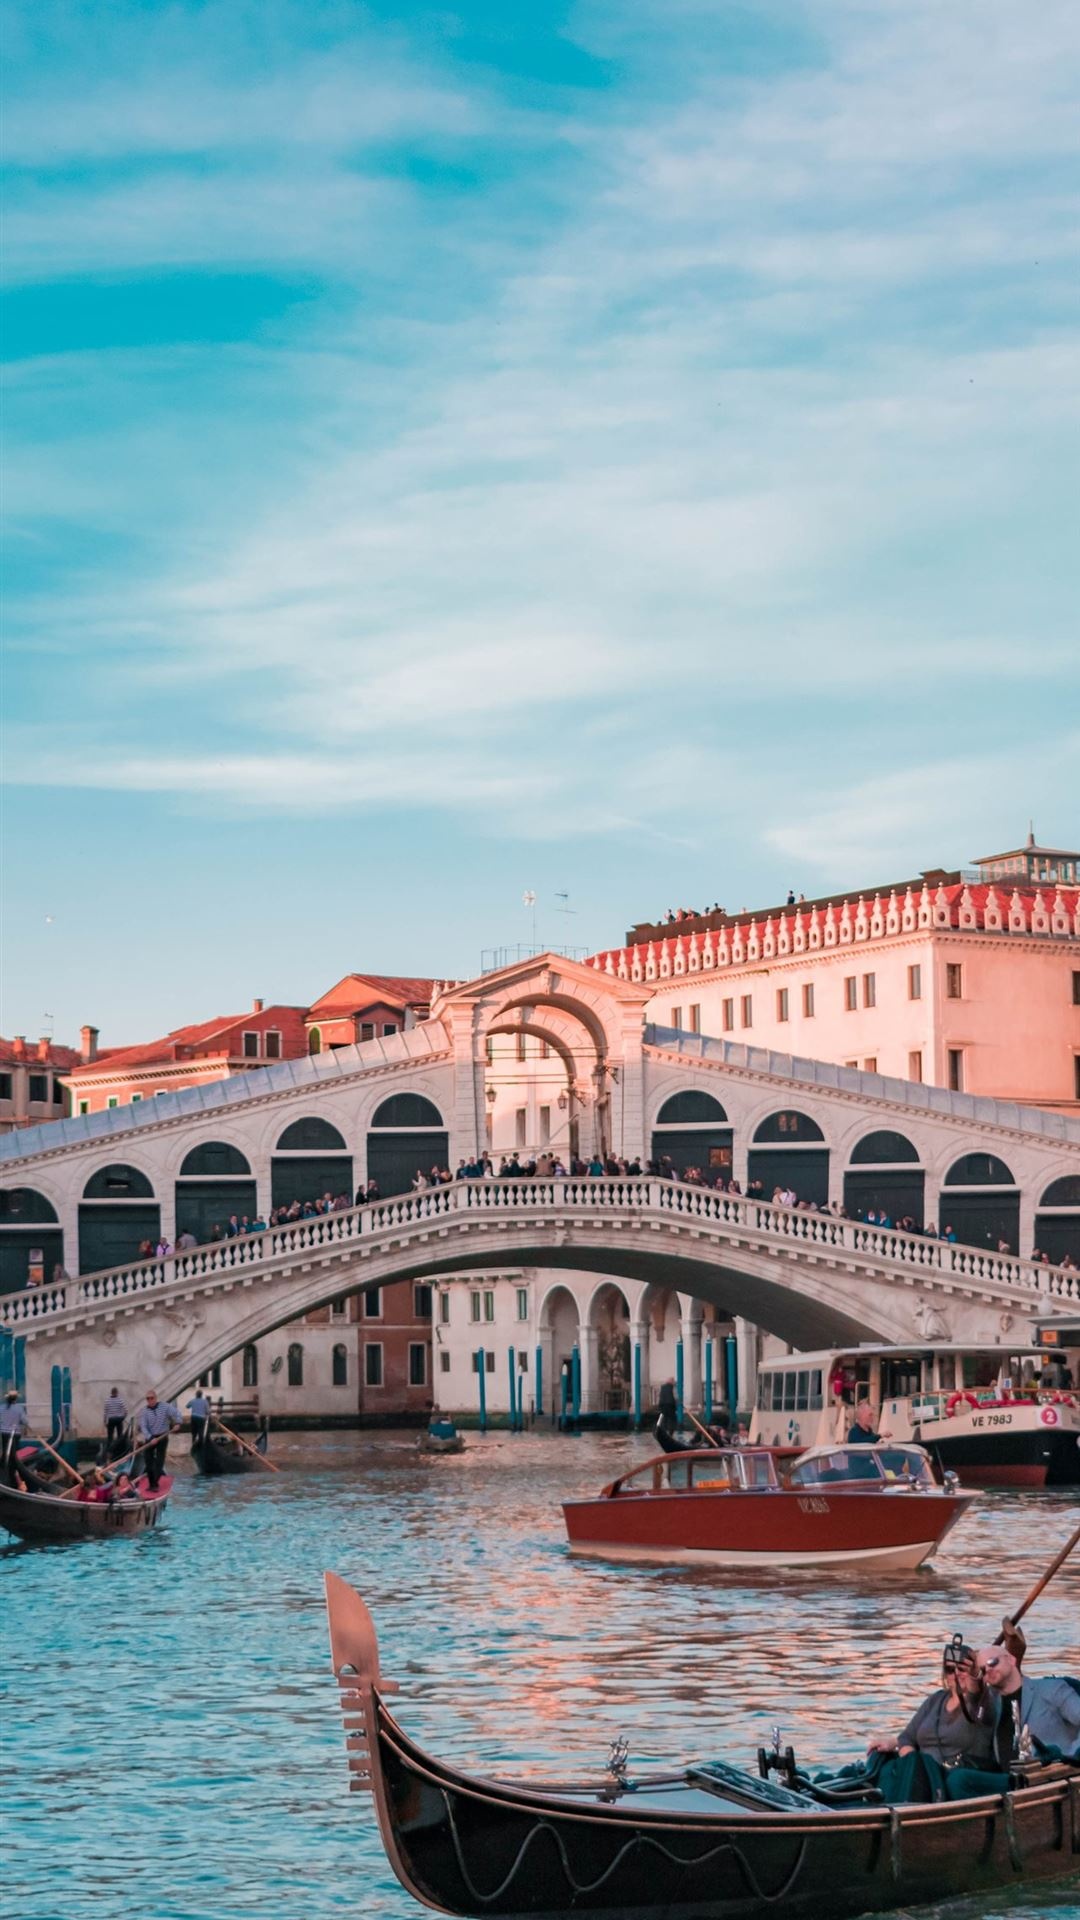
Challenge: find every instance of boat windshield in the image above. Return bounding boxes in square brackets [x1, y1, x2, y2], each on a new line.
[787, 1447, 932, 1488]
[611, 1451, 779, 1495]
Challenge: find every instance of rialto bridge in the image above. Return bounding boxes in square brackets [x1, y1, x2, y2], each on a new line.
[1, 955, 1077, 1426]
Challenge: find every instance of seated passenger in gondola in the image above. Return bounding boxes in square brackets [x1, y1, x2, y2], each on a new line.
[864, 1641, 1002, 1801]
[75, 1467, 113, 1503]
[108, 1472, 140, 1501]
[978, 1637, 1080, 1764]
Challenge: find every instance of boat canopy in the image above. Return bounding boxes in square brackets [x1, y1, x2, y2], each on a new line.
[786, 1444, 935, 1489]
[605, 1449, 781, 1497]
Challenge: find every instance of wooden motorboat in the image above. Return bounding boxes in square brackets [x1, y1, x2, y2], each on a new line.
[324, 1571, 1080, 1920]
[562, 1444, 976, 1571]
[418, 1420, 465, 1456]
[192, 1428, 268, 1476]
[0, 1473, 172, 1542]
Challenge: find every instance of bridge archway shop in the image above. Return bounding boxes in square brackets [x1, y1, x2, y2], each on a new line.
[366, 1094, 447, 1197]
[747, 1111, 828, 1206]
[175, 1141, 257, 1243]
[1035, 1176, 1080, 1266]
[78, 1164, 160, 1275]
[0, 1187, 64, 1294]
[651, 1091, 732, 1181]
[843, 1130, 924, 1226]
[271, 1117, 352, 1210]
[941, 1153, 1021, 1255]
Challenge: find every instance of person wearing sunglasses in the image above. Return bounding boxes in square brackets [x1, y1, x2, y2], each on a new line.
[977, 1641, 1080, 1766]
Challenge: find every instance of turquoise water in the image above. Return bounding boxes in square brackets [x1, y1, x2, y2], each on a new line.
[2, 1430, 1078, 1920]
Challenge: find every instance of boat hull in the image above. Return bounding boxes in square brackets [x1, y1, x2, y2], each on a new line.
[325, 1573, 1080, 1920]
[0, 1475, 171, 1541]
[192, 1436, 263, 1475]
[561, 1487, 975, 1571]
[917, 1408, 1080, 1489]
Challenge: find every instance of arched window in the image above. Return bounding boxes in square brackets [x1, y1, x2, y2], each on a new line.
[654, 1091, 728, 1125]
[848, 1131, 919, 1165]
[753, 1111, 825, 1143]
[287, 1343, 304, 1387]
[308, 1028, 322, 1055]
[332, 1343, 348, 1387]
[276, 1116, 347, 1152]
[0, 1187, 59, 1223]
[242, 1344, 259, 1388]
[179, 1142, 252, 1177]
[1041, 1176, 1080, 1208]
[82, 1163, 156, 1199]
[370, 1093, 444, 1128]
[944, 1153, 1016, 1187]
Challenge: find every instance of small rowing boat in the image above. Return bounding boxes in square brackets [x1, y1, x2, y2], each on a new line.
[0, 1473, 172, 1542]
[562, 1443, 976, 1571]
[324, 1572, 1080, 1920]
[192, 1429, 268, 1476]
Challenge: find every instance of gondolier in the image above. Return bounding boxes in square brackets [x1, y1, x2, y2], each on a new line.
[186, 1389, 211, 1451]
[103, 1388, 128, 1455]
[137, 1390, 181, 1490]
[1, 1389, 28, 1480]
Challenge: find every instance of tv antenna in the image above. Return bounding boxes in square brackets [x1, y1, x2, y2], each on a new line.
[554, 891, 577, 916]
[523, 889, 538, 950]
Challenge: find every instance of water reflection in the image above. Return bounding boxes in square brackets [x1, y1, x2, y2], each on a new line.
[3, 1429, 1078, 1919]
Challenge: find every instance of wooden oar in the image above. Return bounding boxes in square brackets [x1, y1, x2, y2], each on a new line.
[685, 1408, 721, 1449]
[211, 1414, 280, 1472]
[26, 1432, 84, 1485]
[995, 1521, 1080, 1644]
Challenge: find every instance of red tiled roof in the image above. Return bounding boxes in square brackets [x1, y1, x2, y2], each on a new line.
[64, 1007, 307, 1078]
[0, 1037, 81, 1070]
[307, 973, 436, 1016]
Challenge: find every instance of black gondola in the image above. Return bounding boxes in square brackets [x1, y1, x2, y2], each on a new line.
[192, 1425, 268, 1477]
[324, 1571, 1080, 1920]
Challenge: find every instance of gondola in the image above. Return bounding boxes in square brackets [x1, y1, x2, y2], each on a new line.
[324, 1572, 1080, 1920]
[0, 1474, 172, 1542]
[191, 1427, 268, 1476]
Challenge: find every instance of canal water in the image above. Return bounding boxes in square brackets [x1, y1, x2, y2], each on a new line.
[3, 1430, 1078, 1920]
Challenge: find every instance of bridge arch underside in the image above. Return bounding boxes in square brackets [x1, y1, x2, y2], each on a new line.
[139, 1238, 904, 1407]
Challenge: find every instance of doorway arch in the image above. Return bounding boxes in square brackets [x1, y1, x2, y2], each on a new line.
[843, 1130, 924, 1226]
[366, 1094, 448, 1197]
[747, 1110, 828, 1206]
[941, 1153, 1019, 1254]
[651, 1090, 732, 1182]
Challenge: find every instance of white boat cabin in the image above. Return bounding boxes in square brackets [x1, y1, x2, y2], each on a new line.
[748, 1341, 1074, 1450]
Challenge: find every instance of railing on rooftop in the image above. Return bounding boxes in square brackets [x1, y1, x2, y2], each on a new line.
[2, 1176, 1075, 1335]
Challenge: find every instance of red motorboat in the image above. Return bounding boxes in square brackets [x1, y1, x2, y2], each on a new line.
[562, 1444, 976, 1572]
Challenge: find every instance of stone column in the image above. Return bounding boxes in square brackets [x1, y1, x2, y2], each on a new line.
[578, 1323, 598, 1413]
[1017, 1188, 1035, 1263]
[735, 1316, 759, 1421]
[630, 1319, 649, 1425]
[680, 1302, 703, 1408]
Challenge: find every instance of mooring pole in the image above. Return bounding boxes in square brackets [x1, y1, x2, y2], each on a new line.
[477, 1350, 487, 1433]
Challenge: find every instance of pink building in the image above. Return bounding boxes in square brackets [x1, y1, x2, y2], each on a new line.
[60, 1001, 309, 1115]
[0, 1035, 80, 1133]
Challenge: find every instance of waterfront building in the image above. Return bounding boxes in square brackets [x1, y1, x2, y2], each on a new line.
[60, 1002, 309, 1115]
[589, 837, 1080, 1113]
[305, 973, 435, 1053]
[0, 1035, 80, 1134]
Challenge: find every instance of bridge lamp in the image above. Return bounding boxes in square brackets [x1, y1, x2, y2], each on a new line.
[485, 1086, 498, 1105]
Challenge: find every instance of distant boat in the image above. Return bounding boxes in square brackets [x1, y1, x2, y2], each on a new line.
[324, 1570, 1080, 1920]
[192, 1427, 269, 1477]
[418, 1419, 465, 1456]
[562, 1443, 976, 1572]
[0, 1474, 172, 1542]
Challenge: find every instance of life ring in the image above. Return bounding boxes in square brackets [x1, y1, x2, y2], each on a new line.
[1040, 1406, 1060, 1427]
[945, 1391, 979, 1417]
[1051, 1391, 1077, 1406]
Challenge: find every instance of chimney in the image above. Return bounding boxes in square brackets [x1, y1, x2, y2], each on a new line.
[37, 1036, 50, 1060]
[80, 1024, 99, 1063]
[252, 997, 264, 1013]
[13, 1036, 26, 1059]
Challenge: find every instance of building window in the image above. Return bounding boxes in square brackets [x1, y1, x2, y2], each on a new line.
[908, 1050, 923, 1083]
[413, 1284, 432, 1318]
[470, 1291, 481, 1323]
[308, 1028, 321, 1055]
[862, 973, 876, 1009]
[740, 995, 753, 1029]
[242, 1031, 259, 1059]
[518, 1350, 528, 1372]
[78, 1099, 89, 1115]
[947, 1049, 964, 1092]
[439, 1349, 450, 1373]
[485, 1036, 495, 1064]
[408, 1343, 427, 1386]
[363, 1286, 382, 1318]
[287, 1343, 304, 1387]
[242, 1343, 258, 1388]
[29, 1073, 48, 1103]
[471, 1351, 496, 1374]
[0, 1072, 11, 1099]
[483, 1289, 495, 1322]
[53, 1080, 64, 1103]
[360, 1023, 375, 1042]
[365, 1344, 383, 1387]
[864, 1057, 877, 1073]
[1075, 1056, 1080, 1099]
[439, 1291, 450, 1324]
[844, 977, 857, 1011]
[845, 1059, 858, 1069]
[107, 1096, 119, 1109]
[908, 964, 922, 1001]
[722, 999, 734, 1032]
[946, 963, 963, 1000]
[197, 1364, 222, 1390]
[130, 1093, 142, 1104]
[776, 989, 789, 1023]
[540, 1039, 550, 1059]
[516, 1287, 529, 1320]
[516, 1032, 527, 1062]
[265, 1030, 281, 1060]
[1071, 971, 1080, 1006]
[688, 1004, 701, 1033]
[382, 1023, 397, 1037]
[515, 1108, 527, 1147]
[332, 1343, 349, 1387]
[329, 1298, 347, 1321]
[802, 983, 814, 1018]
[539, 1104, 551, 1144]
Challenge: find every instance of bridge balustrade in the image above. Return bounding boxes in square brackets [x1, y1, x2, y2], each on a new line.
[1, 1177, 1077, 1332]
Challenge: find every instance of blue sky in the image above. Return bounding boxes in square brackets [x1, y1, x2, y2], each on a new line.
[3, 0, 1078, 1043]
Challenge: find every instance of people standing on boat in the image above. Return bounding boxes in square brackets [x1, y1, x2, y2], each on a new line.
[136, 1390, 182, 1489]
[103, 1388, 128, 1455]
[657, 1378, 678, 1436]
[186, 1389, 211, 1450]
[847, 1400, 892, 1444]
[1, 1389, 28, 1480]
[978, 1641, 1080, 1763]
